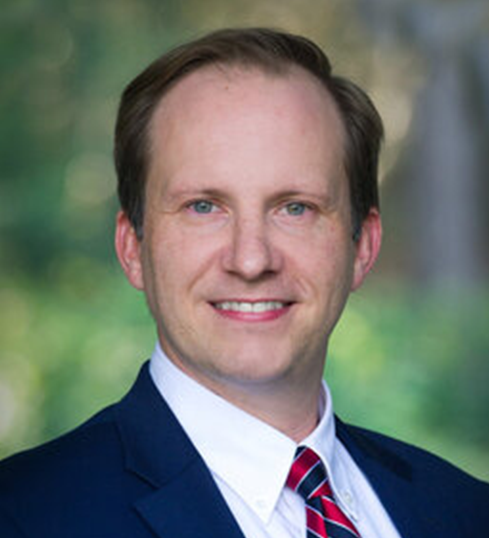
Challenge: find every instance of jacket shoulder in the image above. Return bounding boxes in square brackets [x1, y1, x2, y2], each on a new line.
[338, 420, 489, 525]
[0, 404, 119, 490]
[0, 404, 137, 537]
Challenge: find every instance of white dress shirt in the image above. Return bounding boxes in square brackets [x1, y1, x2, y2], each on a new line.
[150, 343, 403, 538]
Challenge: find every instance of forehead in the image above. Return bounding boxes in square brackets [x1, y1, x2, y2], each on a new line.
[152, 63, 344, 138]
[147, 65, 346, 191]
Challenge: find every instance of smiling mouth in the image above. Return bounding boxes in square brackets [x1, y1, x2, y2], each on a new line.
[214, 301, 289, 313]
[211, 301, 294, 321]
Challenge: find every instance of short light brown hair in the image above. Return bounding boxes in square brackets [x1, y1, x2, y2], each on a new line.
[114, 27, 383, 240]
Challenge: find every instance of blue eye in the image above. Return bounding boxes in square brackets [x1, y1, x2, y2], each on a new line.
[285, 202, 307, 216]
[190, 200, 215, 214]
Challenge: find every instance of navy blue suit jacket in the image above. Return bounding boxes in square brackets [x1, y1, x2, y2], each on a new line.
[0, 362, 488, 537]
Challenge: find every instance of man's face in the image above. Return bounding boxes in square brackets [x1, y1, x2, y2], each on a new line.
[116, 66, 380, 398]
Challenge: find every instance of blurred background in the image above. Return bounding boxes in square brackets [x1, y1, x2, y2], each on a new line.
[1, 0, 488, 478]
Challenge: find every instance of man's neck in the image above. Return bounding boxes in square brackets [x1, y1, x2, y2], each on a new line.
[176, 364, 324, 442]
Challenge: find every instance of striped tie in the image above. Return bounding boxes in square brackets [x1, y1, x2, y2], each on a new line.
[286, 446, 361, 538]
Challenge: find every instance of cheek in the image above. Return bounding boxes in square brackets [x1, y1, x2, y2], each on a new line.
[290, 229, 355, 293]
[144, 226, 220, 298]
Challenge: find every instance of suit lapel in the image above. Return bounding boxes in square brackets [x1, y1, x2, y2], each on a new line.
[114, 363, 246, 538]
[336, 418, 448, 538]
[134, 462, 247, 538]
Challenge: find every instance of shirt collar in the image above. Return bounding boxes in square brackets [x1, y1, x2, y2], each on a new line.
[302, 392, 358, 519]
[149, 343, 354, 522]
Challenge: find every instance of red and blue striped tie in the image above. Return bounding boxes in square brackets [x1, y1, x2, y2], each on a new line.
[287, 446, 361, 538]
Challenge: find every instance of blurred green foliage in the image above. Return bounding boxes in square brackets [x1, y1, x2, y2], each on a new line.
[329, 282, 489, 479]
[0, 0, 487, 482]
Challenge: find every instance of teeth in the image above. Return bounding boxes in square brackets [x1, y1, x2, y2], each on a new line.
[215, 301, 285, 313]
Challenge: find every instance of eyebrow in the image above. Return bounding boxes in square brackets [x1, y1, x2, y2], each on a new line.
[272, 189, 335, 207]
[164, 187, 229, 203]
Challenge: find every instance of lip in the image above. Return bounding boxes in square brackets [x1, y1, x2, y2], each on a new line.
[210, 299, 295, 322]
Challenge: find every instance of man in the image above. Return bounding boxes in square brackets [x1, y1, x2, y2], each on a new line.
[0, 28, 487, 538]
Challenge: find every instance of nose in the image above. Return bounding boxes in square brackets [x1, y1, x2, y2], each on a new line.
[222, 215, 282, 281]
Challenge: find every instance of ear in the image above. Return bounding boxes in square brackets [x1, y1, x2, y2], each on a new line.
[115, 211, 145, 290]
[351, 208, 382, 292]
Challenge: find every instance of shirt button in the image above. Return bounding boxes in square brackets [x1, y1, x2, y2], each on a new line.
[255, 498, 267, 510]
[341, 491, 358, 520]
[342, 491, 353, 506]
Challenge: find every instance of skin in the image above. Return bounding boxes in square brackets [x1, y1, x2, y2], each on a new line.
[116, 66, 381, 441]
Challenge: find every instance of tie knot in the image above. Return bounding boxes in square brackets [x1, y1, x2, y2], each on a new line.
[286, 446, 331, 501]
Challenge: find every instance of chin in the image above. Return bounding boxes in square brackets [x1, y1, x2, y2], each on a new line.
[214, 351, 295, 386]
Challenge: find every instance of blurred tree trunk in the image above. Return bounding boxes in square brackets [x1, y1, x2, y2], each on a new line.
[358, 0, 489, 289]
[407, 50, 484, 286]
